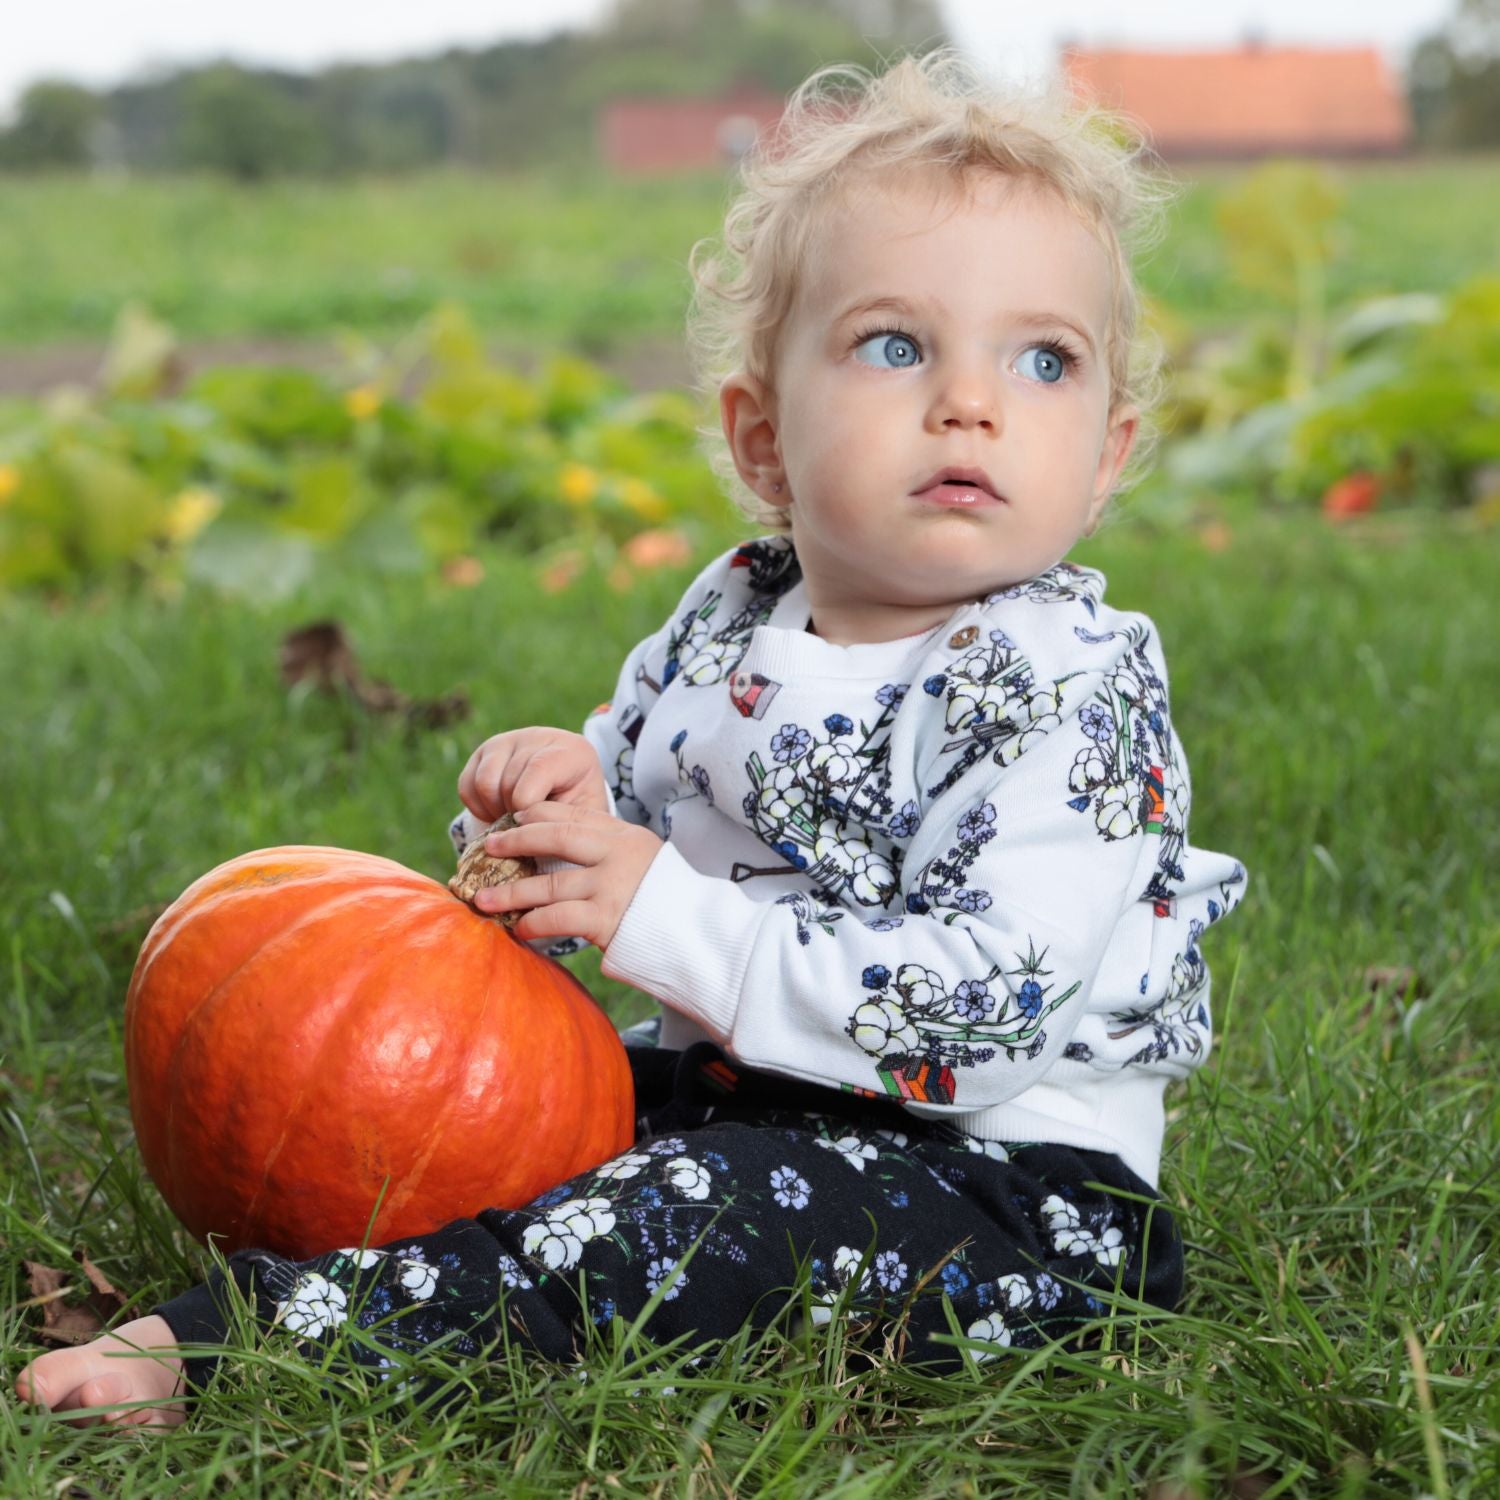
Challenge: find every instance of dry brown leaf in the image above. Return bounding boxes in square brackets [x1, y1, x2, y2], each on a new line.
[21, 1250, 129, 1346]
[1363, 965, 1428, 998]
[279, 619, 470, 731]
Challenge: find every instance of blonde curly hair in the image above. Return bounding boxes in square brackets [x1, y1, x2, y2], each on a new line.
[686, 49, 1177, 532]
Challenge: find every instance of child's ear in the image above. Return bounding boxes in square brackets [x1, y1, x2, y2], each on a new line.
[1086, 403, 1139, 532]
[720, 372, 788, 509]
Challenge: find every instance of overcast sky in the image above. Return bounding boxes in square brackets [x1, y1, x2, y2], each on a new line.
[1, 0, 1456, 120]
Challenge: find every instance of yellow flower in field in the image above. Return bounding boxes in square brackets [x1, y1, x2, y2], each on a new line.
[345, 385, 382, 421]
[0, 463, 19, 506]
[619, 477, 666, 522]
[163, 486, 221, 543]
[559, 462, 600, 506]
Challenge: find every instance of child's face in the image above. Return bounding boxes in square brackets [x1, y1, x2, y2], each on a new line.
[721, 169, 1137, 641]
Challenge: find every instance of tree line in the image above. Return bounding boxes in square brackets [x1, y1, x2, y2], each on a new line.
[3, 0, 1496, 178]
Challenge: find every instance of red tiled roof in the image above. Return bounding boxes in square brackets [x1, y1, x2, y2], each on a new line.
[1062, 45, 1410, 157]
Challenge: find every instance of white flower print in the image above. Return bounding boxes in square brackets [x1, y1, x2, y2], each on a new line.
[646, 1257, 686, 1301]
[336, 1248, 383, 1269]
[399, 1257, 439, 1301]
[1041, 1194, 1125, 1267]
[597, 1151, 653, 1181]
[809, 1245, 874, 1327]
[770, 1166, 811, 1209]
[666, 1156, 711, 1200]
[646, 1136, 687, 1157]
[964, 1274, 1036, 1363]
[758, 764, 812, 822]
[1095, 787, 1139, 840]
[278, 1272, 348, 1338]
[521, 1197, 618, 1272]
[682, 639, 739, 685]
[850, 997, 920, 1056]
[498, 1253, 534, 1289]
[872, 1128, 910, 1149]
[808, 738, 861, 787]
[964, 1137, 1011, 1161]
[815, 1133, 880, 1172]
[1069, 744, 1110, 794]
[873, 1250, 907, 1292]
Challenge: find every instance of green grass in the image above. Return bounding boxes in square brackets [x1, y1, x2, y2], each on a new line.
[1, 512, 1497, 1495]
[2, 156, 1499, 352]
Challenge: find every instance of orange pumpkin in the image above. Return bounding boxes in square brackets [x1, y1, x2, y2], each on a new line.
[124, 845, 634, 1259]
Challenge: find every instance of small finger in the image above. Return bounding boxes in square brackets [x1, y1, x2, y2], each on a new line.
[512, 900, 596, 942]
[474, 870, 584, 913]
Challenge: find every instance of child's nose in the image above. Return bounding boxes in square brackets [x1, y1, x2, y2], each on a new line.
[928, 362, 1001, 433]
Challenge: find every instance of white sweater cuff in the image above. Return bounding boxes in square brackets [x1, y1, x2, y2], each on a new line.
[601, 841, 763, 1040]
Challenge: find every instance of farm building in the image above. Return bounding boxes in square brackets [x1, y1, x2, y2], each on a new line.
[599, 85, 785, 174]
[597, 42, 1412, 174]
[1061, 41, 1411, 159]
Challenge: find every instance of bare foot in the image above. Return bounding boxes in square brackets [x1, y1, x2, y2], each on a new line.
[14, 1314, 188, 1428]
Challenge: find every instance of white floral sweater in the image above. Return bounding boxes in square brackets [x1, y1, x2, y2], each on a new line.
[452, 536, 1246, 1188]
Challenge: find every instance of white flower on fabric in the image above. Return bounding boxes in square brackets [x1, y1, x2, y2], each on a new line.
[682, 640, 738, 684]
[964, 1137, 1012, 1161]
[809, 739, 860, 787]
[894, 963, 943, 1010]
[993, 712, 1062, 770]
[872, 1128, 909, 1149]
[278, 1273, 348, 1338]
[1095, 788, 1139, 840]
[399, 1258, 439, 1301]
[498, 1253, 534, 1289]
[336, 1248, 383, 1268]
[811, 823, 867, 877]
[758, 765, 812, 822]
[873, 1250, 908, 1292]
[646, 1137, 687, 1157]
[646, 1257, 686, 1301]
[666, 1156, 711, 1200]
[847, 848, 897, 906]
[964, 1274, 1036, 1364]
[770, 1166, 811, 1209]
[850, 998, 920, 1056]
[597, 1152, 653, 1181]
[1069, 745, 1110, 793]
[945, 682, 1010, 734]
[1042, 1194, 1125, 1267]
[816, 1134, 879, 1172]
[832, 1245, 874, 1292]
[522, 1197, 618, 1271]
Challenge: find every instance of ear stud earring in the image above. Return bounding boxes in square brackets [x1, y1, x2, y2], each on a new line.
[772, 482, 783, 493]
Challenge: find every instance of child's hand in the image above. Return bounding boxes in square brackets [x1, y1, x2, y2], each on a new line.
[459, 729, 609, 823]
[14, 1314, 187, 1429]
[474, 802, 662, 951]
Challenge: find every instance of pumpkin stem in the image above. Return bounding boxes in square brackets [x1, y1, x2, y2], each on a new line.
[448, 815, 537, 929]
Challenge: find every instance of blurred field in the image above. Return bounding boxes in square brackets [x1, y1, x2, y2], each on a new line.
[2, 156, 1499, 360]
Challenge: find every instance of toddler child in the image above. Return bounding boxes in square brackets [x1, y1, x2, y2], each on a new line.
[17, 49, 1246, 1428]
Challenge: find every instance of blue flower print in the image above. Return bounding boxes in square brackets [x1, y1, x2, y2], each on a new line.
[771, 724, 811, 762]
[869, 917, 904, 932]
[1080, 704, 1114, 742]
[905, 891, 931, 915]
[646, 1258, 685, 1301]
[953, 980, 992, 1021]
[1035, 1273, 1063, 1310]
[875, 683, 908, 708]
[873, 1251, 908, 1292]
[533, 1186, 571, 1208]
[989, 628, 1015, 649]
[824, 713, 853, 735]
[591, 1299, 617, 1325]
[772, 839, 809, 870]
[1025, 1030, 1047, 1059]
[770, 1166, 811, 1209]
[704, 1152, 730, 1173]
[862, 964, 891, 990]
[1207, 899, 1221, 922]
[940, 1261, 971, 1296]
[689, 765, 713, 804]
[923, 674, 947, 697]
[888, 800, 921, 839]
[1017, 979, 1044, 1017]
[957, 803, 996, 844]
[639, 1186, 663, 1208]
[742, 791, 758, 819]
[887, 1190, 910, 1209]
[669, 730, 687, 753]
[954, 888, 992, 914]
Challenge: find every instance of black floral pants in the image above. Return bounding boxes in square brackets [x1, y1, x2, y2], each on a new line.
[158, 1038, 1184, 1393]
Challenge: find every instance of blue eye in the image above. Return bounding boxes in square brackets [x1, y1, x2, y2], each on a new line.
[1016, 345, 1068, 384]
[854, 331, 921, 369]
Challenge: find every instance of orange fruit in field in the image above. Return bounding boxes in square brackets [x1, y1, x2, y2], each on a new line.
[124, 846, 634, 1258]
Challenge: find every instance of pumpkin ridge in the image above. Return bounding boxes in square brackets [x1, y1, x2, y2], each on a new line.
[160, 881, 439, 1221]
